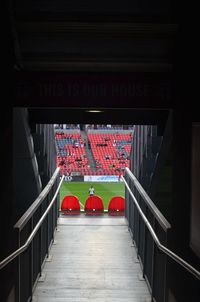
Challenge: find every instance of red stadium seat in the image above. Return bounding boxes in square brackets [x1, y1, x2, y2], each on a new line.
[84, 195, 104, 215]
[61, 195, 80, 215]
[108, 196, 125, 216]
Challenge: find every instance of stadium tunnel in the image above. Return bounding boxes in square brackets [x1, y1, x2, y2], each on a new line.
[1, 106, 200, 302]
[2, 0, 200, 298]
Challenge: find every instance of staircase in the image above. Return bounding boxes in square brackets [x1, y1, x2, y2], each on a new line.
[33, 215, 151, 302]
[80, 130, 96, 170]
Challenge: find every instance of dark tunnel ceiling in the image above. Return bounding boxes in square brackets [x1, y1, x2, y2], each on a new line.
[27, 108, 170, 125]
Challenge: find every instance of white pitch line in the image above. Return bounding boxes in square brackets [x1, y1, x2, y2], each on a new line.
[61, 190, 124, 193]
[79, 201, 84, 208]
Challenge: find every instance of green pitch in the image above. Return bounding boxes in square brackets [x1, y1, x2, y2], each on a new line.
[59, 182, 125, 209]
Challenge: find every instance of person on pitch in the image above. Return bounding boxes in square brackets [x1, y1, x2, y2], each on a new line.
[89, 185, 95, 196]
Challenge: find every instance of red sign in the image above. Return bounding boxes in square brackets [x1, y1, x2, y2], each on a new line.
[15, 72, 172, 108]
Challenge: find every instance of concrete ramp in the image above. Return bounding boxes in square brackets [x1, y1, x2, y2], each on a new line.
[33, 215, 150, 302]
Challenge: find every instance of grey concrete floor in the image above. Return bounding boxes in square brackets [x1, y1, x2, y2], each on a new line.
[33, 215, 151, 302]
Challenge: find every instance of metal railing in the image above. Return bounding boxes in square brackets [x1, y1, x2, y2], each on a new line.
[123, 167, 200, 302]
[1, 165, 199, 302]
[0, 167, 64, 302]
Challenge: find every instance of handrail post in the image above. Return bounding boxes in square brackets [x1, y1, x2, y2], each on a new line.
[38, 204, 42, 276]
[163, 231, 169, 302]
[46, 209, 49, 258]
[15, 230, 21, 302]
[142, 206, 148, 278]
[137, 194, 141, 259]
[52, 188, 54, 242]
[53, 191, 56, 240]
[135, 190, 140, 258]
[150, 218, 156, 302]
[133, 184, 137, 244]
[128, 177, 131, 233]
[55, 179, 59, 230]
[29, 217, 33, 301]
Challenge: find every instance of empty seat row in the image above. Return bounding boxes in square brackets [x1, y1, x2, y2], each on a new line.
[61, 195, 125, 216]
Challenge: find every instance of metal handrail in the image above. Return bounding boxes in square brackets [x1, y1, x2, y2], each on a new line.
[0, 175, 64, 270]
[123, 170, 200, 280]
[15, 167, 61, 230]
[125, 167, 171, 230]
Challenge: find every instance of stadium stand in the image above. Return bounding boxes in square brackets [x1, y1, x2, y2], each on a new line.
[61, 195, 80, 215]
[55, 132, 89, 175]
[55, 125, 134, 176]
[88, 133, 132, 175]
